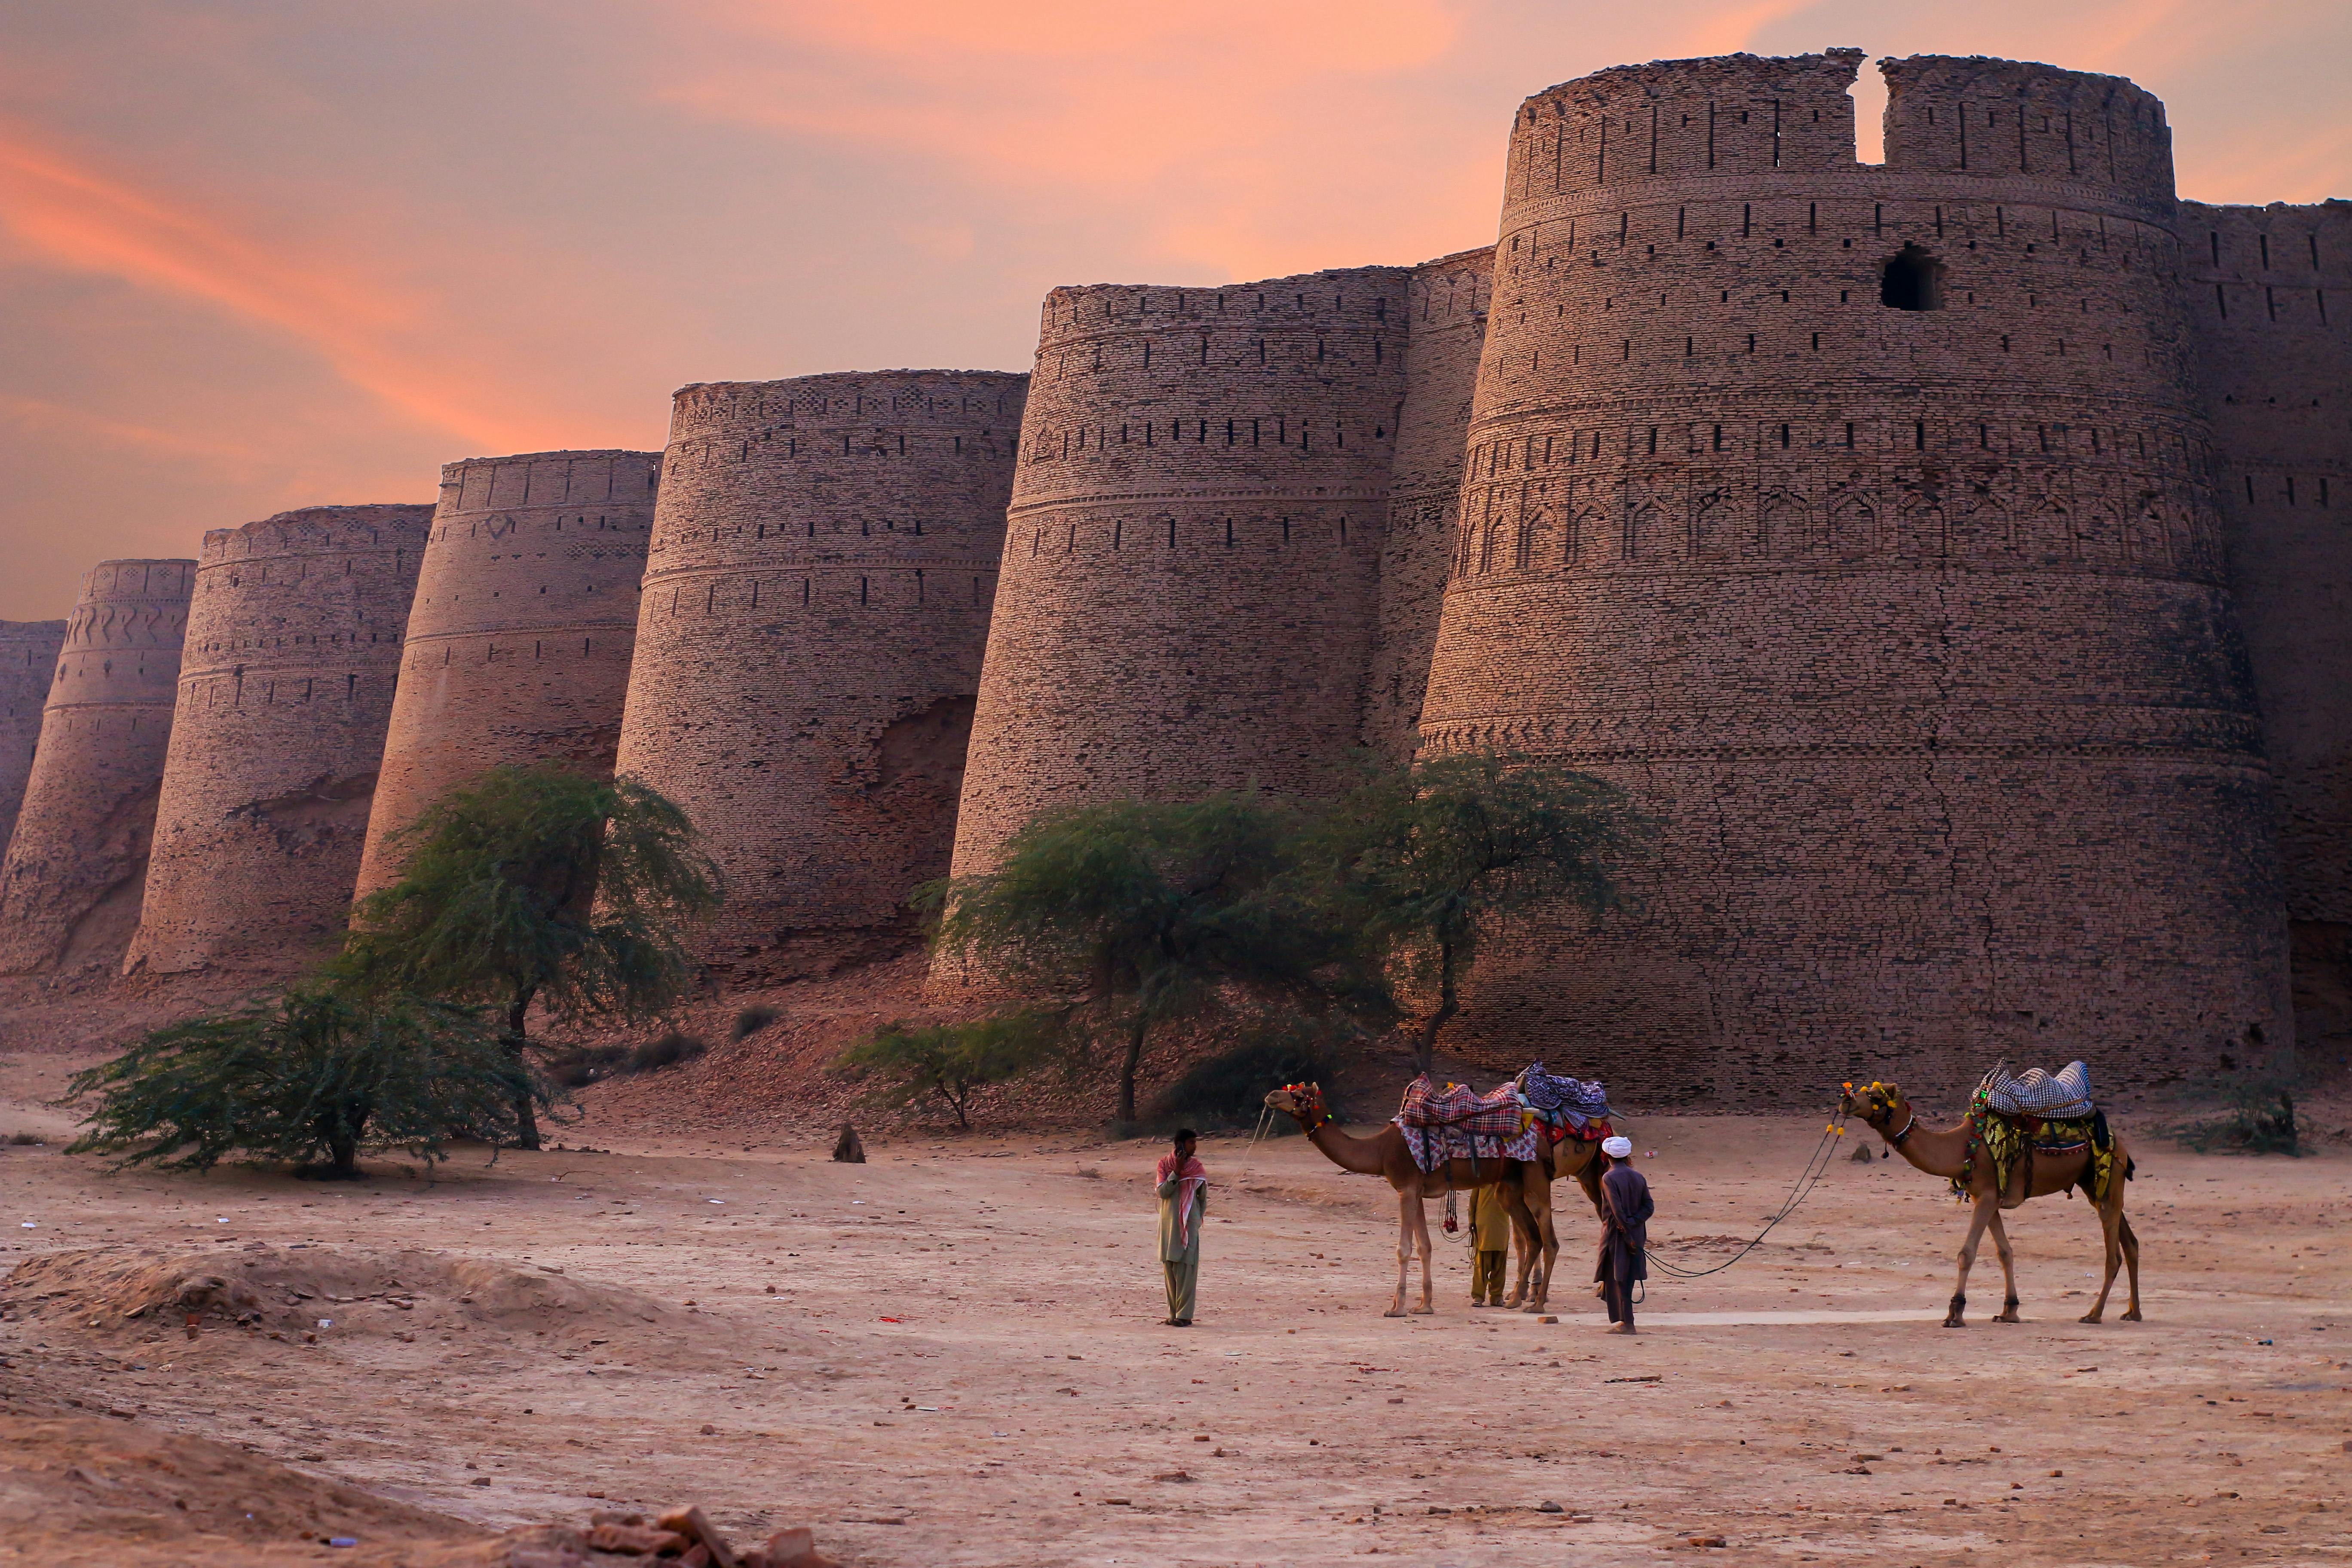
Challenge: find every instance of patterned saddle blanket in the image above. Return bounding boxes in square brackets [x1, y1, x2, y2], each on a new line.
[1977, 1060, 2095, 1121]
[1393, 1077, 1539, 1173]
[1516, 1062, 1612, 1135]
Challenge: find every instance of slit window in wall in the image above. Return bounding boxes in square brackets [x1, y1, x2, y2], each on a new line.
[1880, 244, 1943, 310]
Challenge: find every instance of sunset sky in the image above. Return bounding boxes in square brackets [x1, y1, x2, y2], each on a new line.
[2, 0, 2345, 620]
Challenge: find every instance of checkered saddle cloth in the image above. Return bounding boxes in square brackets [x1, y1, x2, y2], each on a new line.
[1393, 1077, 1539, 1172]
[1516, 1062, 1611, 1132]
[1977, 1060, 2095, 1121]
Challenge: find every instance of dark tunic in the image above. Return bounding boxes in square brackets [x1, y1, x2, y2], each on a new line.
[1593, 1163, 1653, 1285]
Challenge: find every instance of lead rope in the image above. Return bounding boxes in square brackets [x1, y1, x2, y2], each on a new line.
[1239, 1102, 1280, 1184]
[1638, 1109, 1848, 1280]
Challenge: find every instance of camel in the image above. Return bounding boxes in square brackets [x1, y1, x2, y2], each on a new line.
[1264, 1083, 1556, 1317]
[1839, 1079, 2140, 1327]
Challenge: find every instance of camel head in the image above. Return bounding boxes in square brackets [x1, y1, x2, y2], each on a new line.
[1840, 1078, 1913, 1139]
[1264, 1082, 1330, 1132]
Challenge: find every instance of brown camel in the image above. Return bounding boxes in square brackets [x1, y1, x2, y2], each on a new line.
[1839, 1080, 2140, 1327]
[1264, 1084, 1556, 1316]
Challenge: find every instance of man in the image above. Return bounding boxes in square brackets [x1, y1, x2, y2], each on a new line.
[1156, 1129, 1208, 1327]
[1469, 1181, 1510, 1307]
[1593, 1134, 1651, 1334]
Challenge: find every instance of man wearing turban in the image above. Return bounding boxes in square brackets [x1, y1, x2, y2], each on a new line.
[1593, 1134, 1651, 1334]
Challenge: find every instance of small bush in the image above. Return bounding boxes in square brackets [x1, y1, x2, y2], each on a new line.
[6, 1132, 41, 1146]
[629, 1031, 708, 1072]
[732, 1004, 781, 1041]
[837, 1012, 1058, 1128]
[1152, 1030, 1341, 1133]
[2170, 1061, 2309, 1155]
[541, 1044, 631, 1088]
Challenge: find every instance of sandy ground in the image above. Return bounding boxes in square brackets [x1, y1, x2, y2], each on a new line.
[0, 1044, 2347, 1567]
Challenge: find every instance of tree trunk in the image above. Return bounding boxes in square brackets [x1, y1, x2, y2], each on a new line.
[1412, 934, 1460, 1076]
[506, 985, 540, 1151]
[328, 1127, 360, 1180]
[1118, 1010, 1149, 1124]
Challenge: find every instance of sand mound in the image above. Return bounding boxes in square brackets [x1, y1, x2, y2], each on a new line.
[0, 1412, 490, 1565]
[2, 1245, 681, 1346]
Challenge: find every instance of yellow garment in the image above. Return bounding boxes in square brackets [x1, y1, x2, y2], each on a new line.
[1472, 1250, 1507, 1303]
[1470, 1183, 1510, 1251]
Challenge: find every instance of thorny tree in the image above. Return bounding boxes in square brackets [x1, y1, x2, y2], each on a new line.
[341, 763, 721, 1148]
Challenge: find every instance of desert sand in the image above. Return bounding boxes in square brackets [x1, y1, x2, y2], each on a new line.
[0, 1038, 2346, 1566]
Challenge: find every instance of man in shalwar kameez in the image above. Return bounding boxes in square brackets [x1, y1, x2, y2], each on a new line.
[1156, 1130, 1208, 1326]
[1593, 1134, 1652, 1333]
[1468, 1181, 1510, 1306]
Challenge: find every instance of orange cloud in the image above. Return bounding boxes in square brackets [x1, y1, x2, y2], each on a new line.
[0, 126, 546, 451]
[660, 0, 1479, 279]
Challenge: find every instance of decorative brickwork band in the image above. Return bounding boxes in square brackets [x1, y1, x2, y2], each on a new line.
[1416, 52, 2292, 1105]
[948, 268, 1416, 887]
[614, 371, 1028, 979]
[127, 504, 432, 974]
[353, 450, 658, 898]
[0, 560, 194, 973]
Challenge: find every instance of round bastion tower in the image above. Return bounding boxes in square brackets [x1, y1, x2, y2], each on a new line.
[614, 373, 1027, 979]
[0, 560, 195, 973]
[1417, 51, 2289, 1102]
[948, 268, 1408, 882]
[126, 504, 432, 974]
[0, 619, 69, 865]
[353, 451, 657, 897]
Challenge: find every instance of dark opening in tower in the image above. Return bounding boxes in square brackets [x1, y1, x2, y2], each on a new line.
[1880, 244, 1943, 311]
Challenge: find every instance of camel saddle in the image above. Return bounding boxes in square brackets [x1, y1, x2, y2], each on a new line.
[1515, 1062, 1613, 1142]
[1392, 1077, 1539, 1173]
[1966, 1060, 2117, 1206]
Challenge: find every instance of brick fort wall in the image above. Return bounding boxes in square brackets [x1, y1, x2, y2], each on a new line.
[1363, 248, 1494, 761]
[127, 504, 432, 974]
[353, 451, 657, 897]
[613, 372, 1027, 980]
[2184, 198, 2352, 1054]
[1415, 52, 2291, 1106]
[948, 268, 1413, 882]
[0, 560, 194, 973]
[0, 619, 68, 866]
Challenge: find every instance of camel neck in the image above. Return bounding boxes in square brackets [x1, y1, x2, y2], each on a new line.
[1883, 1113, 1972, 1180]
[1306, 1120, 1392, 1178]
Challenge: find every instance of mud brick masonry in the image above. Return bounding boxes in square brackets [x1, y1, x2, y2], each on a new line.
[0, 619, 67, 869]
[615, 373, 1026, 980]
[352, 451, 658, 899]
[0, 49, 2342, 1107]
[0, 560, 193, 973]
[126, 505, 432, 974]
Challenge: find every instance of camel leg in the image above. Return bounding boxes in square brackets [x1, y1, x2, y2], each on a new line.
[2118, 1213, 2142, 1322]
[2083, 1199, 2126, 1324]
[1946, 1198, 1995, 1327]
[1387, 1191, 1414, 1318]
[1522, 1167, 1556, 1313]
[1986, 1208, 2021, 1323]
[1411, 1194, 1437, 1314]
[1501, 1178, 1539, 1309]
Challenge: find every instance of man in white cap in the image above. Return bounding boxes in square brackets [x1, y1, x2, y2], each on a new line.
[1593, 1135, 1651, 1334]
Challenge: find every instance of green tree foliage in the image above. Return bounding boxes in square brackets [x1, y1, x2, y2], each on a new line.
[341, 763, 722, 1148]
[921, 795, 1385, 1123]
[62, 984, 536, 1179]
[840, 1014, 1061, 1129]
[1318, 752, 1642, 1073]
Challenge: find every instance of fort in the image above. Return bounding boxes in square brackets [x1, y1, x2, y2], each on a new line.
[614, 373, 1027, 979]
[126, 505, 432, 974]
[0, 560, 193, 973]
[0, 619, 68, 866]
[3, 49, 2345, 1103]
[352, 451, 658, 897]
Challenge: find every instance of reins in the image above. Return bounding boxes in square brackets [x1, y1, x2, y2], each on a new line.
[1638, 1109, 1848, 1280]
